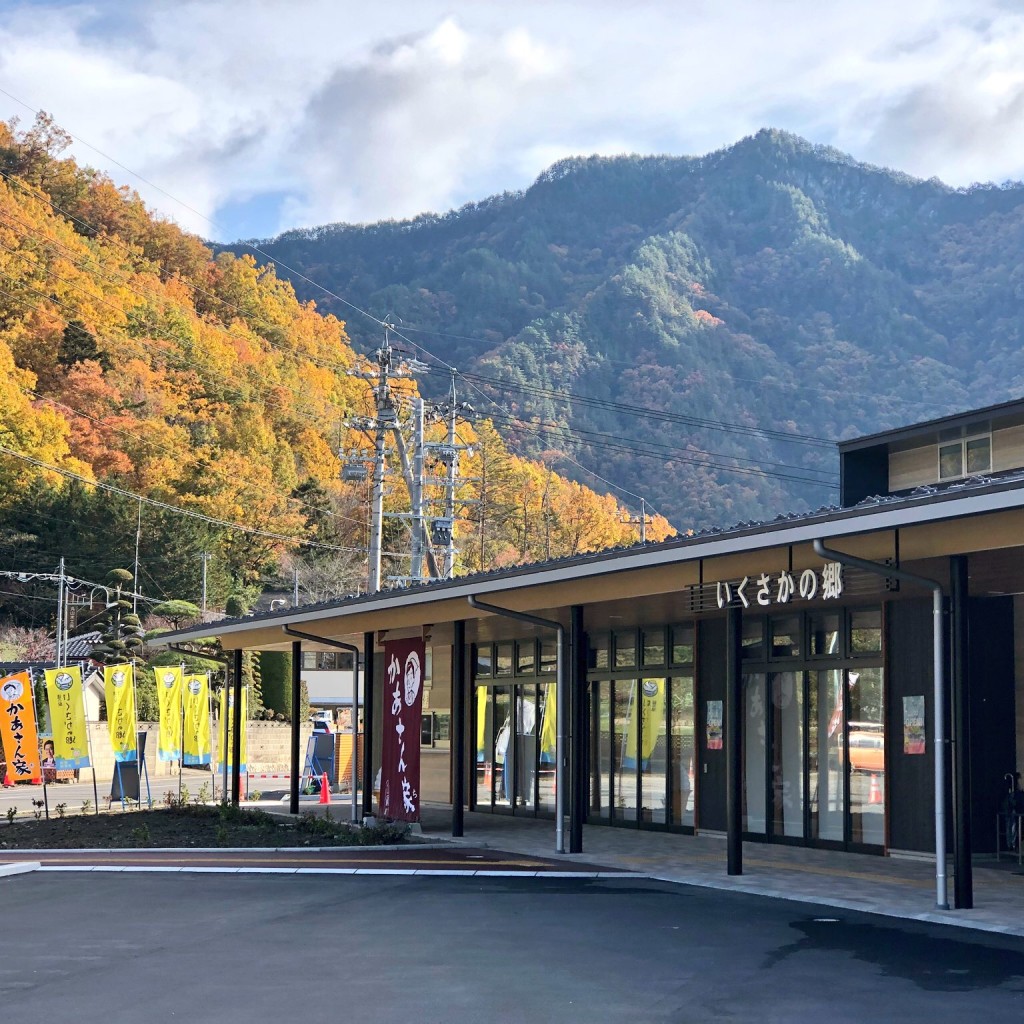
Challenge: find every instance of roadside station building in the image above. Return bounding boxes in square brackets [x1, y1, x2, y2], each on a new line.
[154, 397, 1024, 910]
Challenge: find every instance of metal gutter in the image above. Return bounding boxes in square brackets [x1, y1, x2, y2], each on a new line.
[814, 538, 948, 910]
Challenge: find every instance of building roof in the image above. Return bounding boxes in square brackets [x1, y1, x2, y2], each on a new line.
[838, 395, 1024, 453]
[150, 460, 1024, 651]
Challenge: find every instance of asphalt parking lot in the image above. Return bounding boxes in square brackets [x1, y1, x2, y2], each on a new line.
[3, 871, 1024, 1023]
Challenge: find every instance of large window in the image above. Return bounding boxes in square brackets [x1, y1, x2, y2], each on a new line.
[587, 623, 696, 832]
[743, 608, 885, 850]
[938, 426, 991, 480]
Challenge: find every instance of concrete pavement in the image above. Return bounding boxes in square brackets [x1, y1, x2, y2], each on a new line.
[418, 805, 1024, 938]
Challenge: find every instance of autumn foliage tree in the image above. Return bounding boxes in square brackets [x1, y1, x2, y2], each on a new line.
[0, 112, 672, 623]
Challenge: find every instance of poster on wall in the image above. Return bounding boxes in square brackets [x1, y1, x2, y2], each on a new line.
[903, 695, 926, 754]
[706, 699, 723, 750]
[379, 637, 425, 822]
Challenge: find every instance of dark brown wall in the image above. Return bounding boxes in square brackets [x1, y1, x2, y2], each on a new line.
[698, 617, 727, 831]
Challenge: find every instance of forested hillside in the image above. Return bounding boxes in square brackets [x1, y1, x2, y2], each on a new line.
[236, 130, 1024, 527]
[0, 114, 667, 634]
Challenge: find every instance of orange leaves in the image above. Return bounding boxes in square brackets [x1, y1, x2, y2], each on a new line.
[57, 361, 136, 477]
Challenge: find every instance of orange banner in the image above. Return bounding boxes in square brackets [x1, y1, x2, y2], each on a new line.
[0, 671, 41, 783]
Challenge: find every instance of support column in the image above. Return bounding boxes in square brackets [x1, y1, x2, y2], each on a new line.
[362, 631, 375, 817]
[570, 605, 586, 853]
[452, 619, 466, 837]
[290, 640, 301, 815]
[726, 606, 743, 875]
[231, 647, 243, 807]
[951, 554, 973, 909]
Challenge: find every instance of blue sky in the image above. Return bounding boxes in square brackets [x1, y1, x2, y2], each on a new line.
[2, 1, 1023, 241]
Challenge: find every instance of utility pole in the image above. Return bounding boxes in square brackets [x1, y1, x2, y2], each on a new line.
[55, 557, 66, 668]
[366, 335, 396, 593]
[443, 374, 459, 578]
[346, 328, 438, 591]
[423, 370, 474, 579]
[410, 396, 425, 581]
[133, 499, 142, 614]
[621, 499, 651, 543]
[198, 552, 212, 619]
[293, 567, 300, 607]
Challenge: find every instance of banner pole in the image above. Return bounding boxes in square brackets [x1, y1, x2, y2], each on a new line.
[220, 686, 228, 802]
[206, 671, 213, 800]
[178, 662, 185, 805]
[82, 690, 100, 815]
[131, 660, 140, 809]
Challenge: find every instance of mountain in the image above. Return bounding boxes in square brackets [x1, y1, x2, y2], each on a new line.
[228, 129, 1024, 528]
[0, 113, 662, 629]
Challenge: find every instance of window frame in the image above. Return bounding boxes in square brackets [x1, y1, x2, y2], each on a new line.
[937, 431, 991, 481]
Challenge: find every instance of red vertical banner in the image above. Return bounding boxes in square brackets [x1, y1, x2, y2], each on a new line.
[379, 637, 425, 822]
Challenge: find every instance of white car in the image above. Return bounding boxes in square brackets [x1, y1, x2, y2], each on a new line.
[310, 711, 333, 732]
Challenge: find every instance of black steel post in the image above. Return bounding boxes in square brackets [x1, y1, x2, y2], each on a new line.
[570, 604, 586, 853]
[362, 631, 375, 817]
[230, 647, 243, 806]
[726, 605, 743, 875]
[290, 639, 301, 815]
[951, 554, 973, 909]
[452, 619, 466, 837]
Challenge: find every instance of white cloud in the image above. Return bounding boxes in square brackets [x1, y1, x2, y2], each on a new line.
[0, 1, 1022, 239]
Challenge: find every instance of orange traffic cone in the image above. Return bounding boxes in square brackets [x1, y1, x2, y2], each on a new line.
[319, 772, 331, 804]
[868, 773, 882, 804]
[1, 772, 12, 788]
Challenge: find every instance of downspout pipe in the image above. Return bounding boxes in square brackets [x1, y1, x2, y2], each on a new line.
[284, 627, 361, 824]
[468, 596, 567, 854]
[814, 538, 948, 910]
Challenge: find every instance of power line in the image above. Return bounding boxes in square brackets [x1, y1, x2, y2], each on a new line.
[0, 442, 365, 554]
[0, 100, 821, 520]
[484, 411, 837, 488]
[435, 366, 835, 447]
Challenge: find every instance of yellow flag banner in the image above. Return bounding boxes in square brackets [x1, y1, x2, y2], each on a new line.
[624, 678, 666, 768]
[0, 671, 41, 783]
[183, 674, 211, 767]
[44, 666, 90, 769]
[219, 686, 248, 773]
[155, 665, 183, 761]
[104, 664, 138, 762]
[539, 682, 557, 765]
[476, 686, 488, 760]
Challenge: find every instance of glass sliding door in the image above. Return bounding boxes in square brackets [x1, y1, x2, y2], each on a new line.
[613, 681, 639, 822]
[475, 686, 492, 809]
[770, 671, 804, 839]
[493, 686, 512, 808]
[514, 683, 538, 811]
[670, 675, 696, 828]
[537, 682, 557, 814]
[848, 666, 885, 847]
[743, 673, 767, 835]
[639, 678, 668, 825]
[809, 669, 846, 842]
[590, 681, 612, 822]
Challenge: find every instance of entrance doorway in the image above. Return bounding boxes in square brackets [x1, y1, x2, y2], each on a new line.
[473, 682, 557, 814]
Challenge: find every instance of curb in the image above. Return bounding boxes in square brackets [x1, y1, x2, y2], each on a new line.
[0, 861, 40, 878]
